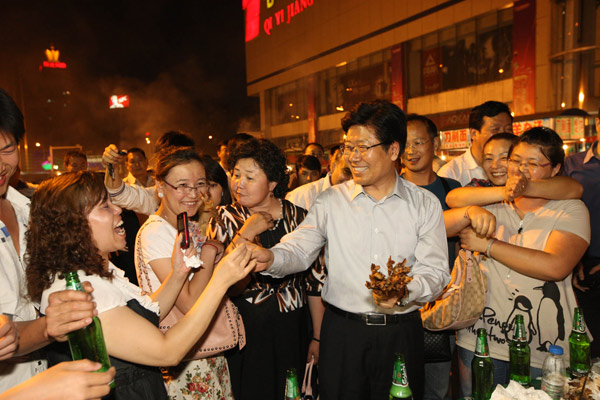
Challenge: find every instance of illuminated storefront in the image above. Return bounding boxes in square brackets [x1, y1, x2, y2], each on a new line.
[244, 0, 600, 154]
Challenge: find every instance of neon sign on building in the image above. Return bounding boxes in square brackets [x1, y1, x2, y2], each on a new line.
[243, 0, 315, 41]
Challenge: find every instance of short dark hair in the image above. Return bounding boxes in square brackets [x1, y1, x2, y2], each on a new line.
[330, 144, 341, 156]
[200, 155, 232, 206]
[302, 142, 324, 154]
[154, 130, 195, 153]
[127, 147, 146, 159]
[0, 89, 25, 144]
[295, 155, 321, 174]
[64, 150, 87, 166]
[230, 138, 289, 198]
[406, 114, 438, 140]
[469, 101, 512, 131]
[511, 127, 564, 169]
[483, 132, 518, 150]
[341, 99, 407, 154]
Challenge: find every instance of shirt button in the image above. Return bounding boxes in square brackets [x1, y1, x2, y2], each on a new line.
[374, 228, 380, 234]
[374, 254, 378, 260]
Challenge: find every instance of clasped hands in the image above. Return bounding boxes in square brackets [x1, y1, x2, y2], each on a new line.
[460, 206, 497, 255]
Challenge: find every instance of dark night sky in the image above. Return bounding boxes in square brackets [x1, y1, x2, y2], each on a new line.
[0, 1, 257, 156]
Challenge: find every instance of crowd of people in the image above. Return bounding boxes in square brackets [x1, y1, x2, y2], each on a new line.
[0, 85, 598, 400]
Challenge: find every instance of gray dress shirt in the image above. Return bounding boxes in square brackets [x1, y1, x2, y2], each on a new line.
[265, 175, 450, 314]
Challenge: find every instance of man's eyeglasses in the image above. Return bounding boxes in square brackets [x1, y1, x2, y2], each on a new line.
[507, 158, 551, 171]
[405, 139, 431, 151]
[163, 180, 207, 194]
[341, 142, 387, 156]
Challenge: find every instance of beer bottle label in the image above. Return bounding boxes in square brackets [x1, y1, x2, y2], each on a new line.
[392, 364, 409, 387]
[573, 319, 586, 334]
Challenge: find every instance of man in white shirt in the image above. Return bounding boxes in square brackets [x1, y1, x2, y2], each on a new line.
[123, 147, 154, 188]
[0, 88, 100, 391]
[286, 148, 351, 210]
[252, 100, 449, 400]
[438, 101, 513, 186]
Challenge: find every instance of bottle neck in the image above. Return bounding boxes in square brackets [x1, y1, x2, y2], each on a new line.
[65, 272, 84, 292]
[572, 311, 586, 333]
[513, 321, 527, 342]
[475, 336, 490, 357]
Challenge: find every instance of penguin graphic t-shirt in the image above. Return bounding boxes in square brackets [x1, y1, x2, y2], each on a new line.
[456, 199, 591, 368]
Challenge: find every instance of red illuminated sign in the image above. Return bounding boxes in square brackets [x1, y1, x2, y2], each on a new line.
[244, 0, 315, 41]
[42, 61, 67, 69]
[109, 95, 130, 109]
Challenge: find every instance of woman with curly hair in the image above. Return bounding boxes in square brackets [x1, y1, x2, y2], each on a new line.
[135, 147, 235, 399]
[25, 171, 255, 400]
[206, 138, 325, 400]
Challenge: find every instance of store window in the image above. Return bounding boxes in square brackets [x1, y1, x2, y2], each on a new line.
[317, 49, 391, 115]
[407, 8, 513, 98]
[269, 78, 307, 126]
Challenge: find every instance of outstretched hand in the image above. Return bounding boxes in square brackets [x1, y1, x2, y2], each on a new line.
[247, 243, 274, 272]
[213, 244, 256, 288]
[0, 360, 116, 400]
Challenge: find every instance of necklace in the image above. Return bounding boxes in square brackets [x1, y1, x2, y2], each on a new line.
[268, 198, 283, 231]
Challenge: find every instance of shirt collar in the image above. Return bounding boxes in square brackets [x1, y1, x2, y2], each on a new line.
[583, 141, 599, 164]
[349, 173, 406, 202]
[6, 186, 30, 213]
[464, 148, 481, 170]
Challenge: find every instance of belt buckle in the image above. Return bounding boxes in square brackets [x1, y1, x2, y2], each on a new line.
[365, 312, 386, 326]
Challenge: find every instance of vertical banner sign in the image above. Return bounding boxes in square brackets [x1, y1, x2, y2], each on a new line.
[243, 0, 261, 42]
[422, 47, 442, 94]
[306, 74, 317, 143]
[391, 44, 406, 111]
[512, 0, 536, 116]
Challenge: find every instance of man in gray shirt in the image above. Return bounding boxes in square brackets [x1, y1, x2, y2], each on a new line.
[252, 100, 449, 399]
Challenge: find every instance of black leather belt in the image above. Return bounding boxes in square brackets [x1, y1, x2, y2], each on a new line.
[328, 305, 419, 326]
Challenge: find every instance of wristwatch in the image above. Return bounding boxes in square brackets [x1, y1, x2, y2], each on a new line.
[396, 292, 409, 307]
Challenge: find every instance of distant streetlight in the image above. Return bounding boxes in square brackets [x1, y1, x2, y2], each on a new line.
[35, 142, 41, 147]
[208, 135, 213, 140]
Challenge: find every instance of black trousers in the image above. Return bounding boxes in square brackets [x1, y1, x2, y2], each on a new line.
[319, 307, 424, 400]
[226, 295, 309, 400]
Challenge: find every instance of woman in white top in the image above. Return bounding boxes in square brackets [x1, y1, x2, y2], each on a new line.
[444, 127, 590, 395]
[25, 171, 254, 400]
[136, 147, 235, 399]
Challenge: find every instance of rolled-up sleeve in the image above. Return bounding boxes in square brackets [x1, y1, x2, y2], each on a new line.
[108, 182, 158, 215]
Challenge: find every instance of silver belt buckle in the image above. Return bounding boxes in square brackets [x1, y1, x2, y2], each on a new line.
[365, 312, 386, 326]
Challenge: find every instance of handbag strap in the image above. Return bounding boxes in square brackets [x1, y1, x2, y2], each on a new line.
[302, 358, 314, 396]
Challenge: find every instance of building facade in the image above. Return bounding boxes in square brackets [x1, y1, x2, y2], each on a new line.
[244, 0, 599, 155]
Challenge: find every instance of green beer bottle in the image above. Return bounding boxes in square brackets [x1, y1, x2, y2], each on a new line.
[284, 368, 300, 400]
[569, 307, 591, 378]
[509, 314, 530, 386]
[472, 328, 494, 400]
[389, 353, 413, 399]
[65, 271, 114, 388]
